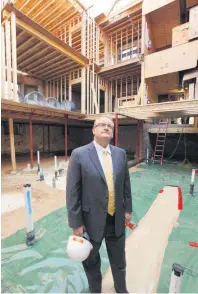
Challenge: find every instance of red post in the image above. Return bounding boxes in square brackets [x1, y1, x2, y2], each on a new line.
[65, 115, 68, 161]
[136, 121, 140, 163]
[178, 186, 183, 210]
[115, 112, 118, 146]
[136, 121, 143, 163]
[29, 115, 34, 168]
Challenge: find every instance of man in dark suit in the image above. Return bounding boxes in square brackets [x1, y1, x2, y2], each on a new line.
[66, 116, 132, 293]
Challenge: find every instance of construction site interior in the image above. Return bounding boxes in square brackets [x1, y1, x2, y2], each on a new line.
[1, 0, 198, 293]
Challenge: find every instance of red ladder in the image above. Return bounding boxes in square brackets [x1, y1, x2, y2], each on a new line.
[153, 119, 169, 165]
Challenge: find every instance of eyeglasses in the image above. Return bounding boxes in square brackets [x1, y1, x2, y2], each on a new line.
[94, 123, 114, 130]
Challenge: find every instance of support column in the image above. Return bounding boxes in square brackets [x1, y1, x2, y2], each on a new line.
[1, 25, 6, 99]
[115, 112, 118, 146]
[81, 67, 86, 113]
[141, 15, 146, 106]
[105, 80, 109, 113]
[136, 120, 143, 163]
[29, 116, 34, 168]
[11, 13, 17, 101]
[64, 115, 68, 161]
[48, 125, 50, 153]
[104, 36, 108, 66]
[9, 118, 16, 171]
[5, 19, 12, 99]
[69, 73, 72, 101]
[81, 11, 86, 56]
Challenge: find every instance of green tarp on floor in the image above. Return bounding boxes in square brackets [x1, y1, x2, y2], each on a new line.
[2, 162, 198, 293]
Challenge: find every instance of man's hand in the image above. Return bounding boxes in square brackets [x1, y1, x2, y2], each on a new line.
[125, 212, 132, 224]
[73, 225, 84, 237]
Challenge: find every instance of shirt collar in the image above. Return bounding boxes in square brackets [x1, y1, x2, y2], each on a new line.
[93, 140, 111, 154]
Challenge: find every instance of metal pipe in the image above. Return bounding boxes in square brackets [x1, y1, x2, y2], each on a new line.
[147, 148, 149, 163]
[40, 168, 44, 181]
[37, 150, 40, 173]
[169, 263, 184, 293]
[24, 184, 35, 246]
[190, 169, 196, 195]
[29, 116, 34, 168]
[65, 114, 68, 161]
[54, 155, 57, 172]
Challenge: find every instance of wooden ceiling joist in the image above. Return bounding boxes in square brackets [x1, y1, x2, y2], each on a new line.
[3, 4, 89, 68]
[17, 41, 43, 63]
[14, 0, 85, 34]
[44, 64, 81, 80]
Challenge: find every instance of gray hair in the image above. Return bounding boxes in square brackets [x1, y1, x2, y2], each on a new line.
[93, 116, 114, 128]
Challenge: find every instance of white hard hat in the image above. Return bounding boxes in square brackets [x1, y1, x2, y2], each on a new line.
[67, 235, 93, 262]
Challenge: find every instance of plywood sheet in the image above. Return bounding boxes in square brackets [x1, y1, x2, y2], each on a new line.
[172, 23, 189, 47]
[152, 72, 179, 94]
[143, 0, 176, 15]
[189, 5, 198, 40]
[145, 40, 198, 78]
[150, 0, 180, 49]
[187, 0, 198, 9]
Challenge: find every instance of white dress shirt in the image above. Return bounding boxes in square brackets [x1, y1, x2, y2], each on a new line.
[93, 140, 114, 175]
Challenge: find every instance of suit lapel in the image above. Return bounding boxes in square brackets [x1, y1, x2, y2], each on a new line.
[88, 143, 107, 184]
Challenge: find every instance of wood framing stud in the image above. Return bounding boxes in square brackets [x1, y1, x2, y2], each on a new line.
[11, 13, 18, 101]
[9, 118, 16, 171]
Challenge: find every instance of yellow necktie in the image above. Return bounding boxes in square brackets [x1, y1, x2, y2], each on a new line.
[103, 150, 115, 216]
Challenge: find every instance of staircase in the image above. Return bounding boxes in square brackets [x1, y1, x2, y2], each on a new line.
[153, 119, 169, 164]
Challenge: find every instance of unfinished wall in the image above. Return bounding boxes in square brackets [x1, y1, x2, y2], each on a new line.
[1, 123, 83, 155]
[1, 123, 138, 156]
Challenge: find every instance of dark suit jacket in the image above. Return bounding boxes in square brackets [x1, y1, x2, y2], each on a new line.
[66, 142, 132, 242]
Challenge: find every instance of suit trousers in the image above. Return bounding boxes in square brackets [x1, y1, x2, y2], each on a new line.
[82, 214, 127, 293]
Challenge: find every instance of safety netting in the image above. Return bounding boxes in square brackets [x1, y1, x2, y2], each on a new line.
[1, 161, 198, 293]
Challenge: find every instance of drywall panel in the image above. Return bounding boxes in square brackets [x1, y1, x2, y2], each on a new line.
[143, 0, 175, 15]
[145, 40, 198, 78]
[189, 6, 198, 40]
